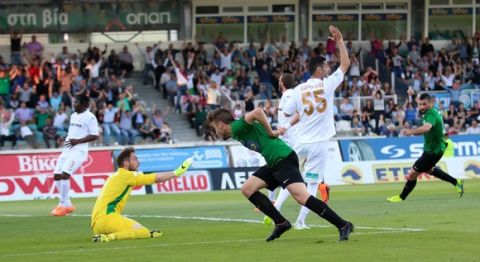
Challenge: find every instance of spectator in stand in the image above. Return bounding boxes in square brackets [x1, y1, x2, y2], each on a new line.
[466, 120, 480, 134]
[107, 49, 121, 76]
[256, 64, 273, 99]
[165, 72, 178, 106]
[348, 53, 360, 78]
[206, 81, 221, 110]
[35, 105, 50, 130]
[0, 68, 12, 105]
[339, 96, 354, 121]
[24, 35, 44, 58]
[50, 92, 62, 112]
[135, 42, 159, 85]
[420, 37, 434, 58]
[9, 93, 20, 110]
[0, 104, 16, 149]
[351, 112, 363, 136]
[118, 46, 134, 78]
[244, 90, 255, 112]
[15, 102, 34, 123]
[151, 105, 170, 139]
[159, 122, 173, 143]
[20, 120, 38, 148]
[456, 102, 467, 129]
[53, 105, 68, 131]
[404, 101, 418, 126]
[56, 46, 71, 64]
[372, 88, 386, 134]
[102, 103, 121, 146]
[389, 47, 404, 78]
[138, 117, 156, 142]
[42, 118, 60, 148]
[232, 103, 244, 119]
[132, 100, 146, 130]
[119, 105, 137, 145]
[383, 123, 399, 137]
[391, 104, 406, 127]
[10, 31, 22, 65]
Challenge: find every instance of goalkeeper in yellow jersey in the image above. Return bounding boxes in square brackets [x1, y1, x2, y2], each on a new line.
[91, 147, 193, 243]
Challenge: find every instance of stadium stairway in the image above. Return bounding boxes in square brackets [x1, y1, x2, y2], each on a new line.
[125, 72, 200, 143]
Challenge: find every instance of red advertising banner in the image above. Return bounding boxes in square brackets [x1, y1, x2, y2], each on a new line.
[0, 150, 113, 176]
[0, 150, 121, 201]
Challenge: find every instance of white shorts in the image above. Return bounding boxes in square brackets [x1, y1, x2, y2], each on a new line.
[296, 141, 328, 183]
[53, 149, 88, 175]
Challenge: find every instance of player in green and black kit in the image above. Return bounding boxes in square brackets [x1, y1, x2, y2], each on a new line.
[207, 108, 353, 241]
[387, 90, 464, 203]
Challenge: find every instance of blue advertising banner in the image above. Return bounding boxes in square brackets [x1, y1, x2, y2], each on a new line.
[114, 146, 228, 172]
[339, 135, 480, 161]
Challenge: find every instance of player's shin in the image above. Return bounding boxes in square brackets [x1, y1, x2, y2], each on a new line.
[248, 191, 287, 224]
[430, 167, 457, 186]
[304, 196, 347, 229]
[399, 179, 417, 200]
[274, 188, 291, 211]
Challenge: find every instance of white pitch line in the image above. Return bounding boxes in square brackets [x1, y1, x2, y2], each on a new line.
[0, 213, 427, 232]
[1, 230, 416, 258]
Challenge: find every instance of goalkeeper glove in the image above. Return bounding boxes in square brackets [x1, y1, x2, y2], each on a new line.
[173, 157, 194, 176]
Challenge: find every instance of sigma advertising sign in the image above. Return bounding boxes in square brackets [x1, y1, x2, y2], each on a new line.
[339, 135, 480, 161]
[115, 146, 229, 173]
[0, 150, 115, 201]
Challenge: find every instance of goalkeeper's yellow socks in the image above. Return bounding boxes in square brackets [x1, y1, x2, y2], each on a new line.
[174, 157, 194, 176]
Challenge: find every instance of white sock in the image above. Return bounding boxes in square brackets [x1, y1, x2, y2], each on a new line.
[296, 182, 319, 224]
[55, 180, 63, 206]
[61, 179, 72, 207]
[274, 188, 291, 211]
[267, 190, 276, 202]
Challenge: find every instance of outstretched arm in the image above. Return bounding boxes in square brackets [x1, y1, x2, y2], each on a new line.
[125, 158, 194, 186]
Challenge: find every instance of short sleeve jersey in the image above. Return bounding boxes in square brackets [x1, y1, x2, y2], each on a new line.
[231, 118, 292, 167]
[284, 68, 344, 143]
[66, 110, 99, 151]
[423, 108, 446, 154]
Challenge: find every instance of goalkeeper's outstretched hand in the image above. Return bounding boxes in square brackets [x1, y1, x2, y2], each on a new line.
[173, 157, 194, 176]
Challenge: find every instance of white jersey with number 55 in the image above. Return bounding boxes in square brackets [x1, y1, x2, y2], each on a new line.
[284, 68, 344, 144]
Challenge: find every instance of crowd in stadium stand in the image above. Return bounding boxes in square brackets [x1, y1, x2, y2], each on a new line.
[1, 32, 479, 148]
[150, 34, 479, 140]
[0, 32, 174, 150]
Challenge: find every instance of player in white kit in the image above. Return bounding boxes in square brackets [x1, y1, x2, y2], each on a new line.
[51, 95, 99, 216]
[261, 73, 298, 222]
[282, 26, 350, 228]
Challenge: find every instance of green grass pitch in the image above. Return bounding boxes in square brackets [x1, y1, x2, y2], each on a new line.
[0, 179, 478, 261]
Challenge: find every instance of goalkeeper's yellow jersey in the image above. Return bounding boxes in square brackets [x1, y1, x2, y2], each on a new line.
[91, 168, 156, 228]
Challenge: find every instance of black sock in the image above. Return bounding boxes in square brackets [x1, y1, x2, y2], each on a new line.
[305, 196, 346, 229]
[431, 167, 457, 186]
[248, 191, 286, 224]
[399, 179, 417, 200]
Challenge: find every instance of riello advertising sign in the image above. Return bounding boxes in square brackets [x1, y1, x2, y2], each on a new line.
[0, 150, 115, 201]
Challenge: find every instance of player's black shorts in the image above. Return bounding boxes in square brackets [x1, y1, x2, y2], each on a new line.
[252, 151, 305, 191]
[413, 152, 444, 173]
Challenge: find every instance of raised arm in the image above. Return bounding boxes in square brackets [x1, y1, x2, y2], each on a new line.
[329, 25, 350, 74]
